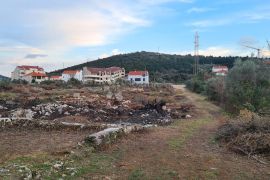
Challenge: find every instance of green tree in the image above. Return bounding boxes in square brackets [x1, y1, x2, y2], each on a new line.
[225, 59, 270, 114]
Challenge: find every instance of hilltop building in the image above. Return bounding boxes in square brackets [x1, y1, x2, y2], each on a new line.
[212, 65, 228, 76]
[62, 70, 83, 82]
[82, 67, 125, 84]
[128, 70, 149, 84]
[11, 65, 45, 80]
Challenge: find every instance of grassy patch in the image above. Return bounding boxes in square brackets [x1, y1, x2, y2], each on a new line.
[128, 169, 145, 180]
[203, 169, 219, 180]
[168, 119, 212, 149]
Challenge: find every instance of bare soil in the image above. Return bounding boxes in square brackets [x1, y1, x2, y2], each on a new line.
[0, 128, 94, 164]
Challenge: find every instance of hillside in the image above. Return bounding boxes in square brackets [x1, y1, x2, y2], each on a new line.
[50, 51, 244, 83]
[0, 74, 9, 81]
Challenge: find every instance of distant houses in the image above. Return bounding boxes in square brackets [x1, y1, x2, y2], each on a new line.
[23, 72, 48, 83]
[10, 65, 151, 85]
[82, 67, 125, 84]
[128, 70, 149, 84]
[11, 66, 45, 80]
[212, 65, 228, 76]
[61, 70, 83, 82]
[11, 65, 48, 83]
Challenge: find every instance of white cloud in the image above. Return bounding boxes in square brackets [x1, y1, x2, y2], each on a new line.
[178, 46, 250, 57]
[187, 7, 215, 13]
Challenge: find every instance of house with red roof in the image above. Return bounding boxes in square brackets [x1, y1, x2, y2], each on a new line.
[82, 67, 125, 84]
[11, 65, 46, 80]
[212, 65, 228, 76]
[62, 70, 83, 82]
[23, 72, 48, 83]
[128, 70, 149, 84]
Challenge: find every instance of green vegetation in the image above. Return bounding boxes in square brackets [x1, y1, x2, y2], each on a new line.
[50, 51, 241, 83]
[186, 59, 270, 115]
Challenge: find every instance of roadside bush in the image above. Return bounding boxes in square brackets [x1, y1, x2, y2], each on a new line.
[0, 80, 12, 91]
[67, 78, 82, 87]
[216, 115, 270, 156]
[185, 78, 205, 94]
[205, 77, 225, 102]
[225, 60, 270, 114]
[11, 79, 28, 85]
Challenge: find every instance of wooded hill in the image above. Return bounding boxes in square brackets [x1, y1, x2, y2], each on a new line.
[50, 51, 246, 83]
[0, 74, 10, 81]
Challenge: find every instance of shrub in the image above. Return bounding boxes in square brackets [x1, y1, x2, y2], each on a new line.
[225, 60, 270, 114]
[67, 78, 82, 87]
[205, 77, 225, 102]
[0, 80, 12, 91]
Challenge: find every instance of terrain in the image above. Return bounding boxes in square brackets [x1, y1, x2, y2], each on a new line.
[0, 75, 9, 81]
[0, 84, 269, 179]
[49, 51, 242, 83]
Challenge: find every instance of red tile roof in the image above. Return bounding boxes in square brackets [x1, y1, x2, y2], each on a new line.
[63, 70, 80, 75]
[128, 71, 148, 76]
[25, 72, 47, 77]
[18, 65, 44, 71]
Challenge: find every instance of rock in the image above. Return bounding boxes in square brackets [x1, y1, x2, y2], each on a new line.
[53, 162, 64, 170]
[64, 112, 70, 116]
[186, 114, 192, 118]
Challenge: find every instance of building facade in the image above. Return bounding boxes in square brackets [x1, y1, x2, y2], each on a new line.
[11, 65, 45, 80]
[23, 72, 48, 83]
[128, 71, 149, 84]
[61, 70, 83, 82]
[82, 67, 125, 84]
[212, 65, 228, 76]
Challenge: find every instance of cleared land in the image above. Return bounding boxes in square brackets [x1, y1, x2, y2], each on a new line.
[0, 85, 269, 179]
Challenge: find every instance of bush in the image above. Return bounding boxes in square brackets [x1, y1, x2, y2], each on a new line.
[0, 81, 12, 91]
[67, 78, 82, 87]
[185, 78, 205, 94]
[205, 77, 225, 102]
[225, 60, 270, 114]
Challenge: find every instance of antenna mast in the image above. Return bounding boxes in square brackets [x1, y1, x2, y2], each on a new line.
[194, 32, 199, 75]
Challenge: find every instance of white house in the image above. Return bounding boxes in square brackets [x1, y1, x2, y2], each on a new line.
[82, 67, 125, 84]
[23, 72, 48, 84]
[128, 70, 149, 84]
[62, 70, 83, 82]
[212, 65, 228, 76]
[11, 65, 45, 80]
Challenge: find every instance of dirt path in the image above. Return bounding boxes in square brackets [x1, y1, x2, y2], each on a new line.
[90, 85, 270, 179]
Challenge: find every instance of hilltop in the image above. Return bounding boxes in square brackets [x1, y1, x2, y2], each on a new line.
[50, 51, 243, 83]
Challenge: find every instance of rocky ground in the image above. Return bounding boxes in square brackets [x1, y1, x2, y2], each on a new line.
[0, 84, 195, 166]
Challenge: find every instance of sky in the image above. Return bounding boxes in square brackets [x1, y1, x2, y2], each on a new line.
[0, 0, 270, 76]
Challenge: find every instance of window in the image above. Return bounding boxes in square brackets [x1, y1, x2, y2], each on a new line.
[143, 78, 145, 81]
[135, 78, 141, 81]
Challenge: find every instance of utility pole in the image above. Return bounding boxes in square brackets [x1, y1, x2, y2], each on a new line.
[194, 32, 199, 75]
